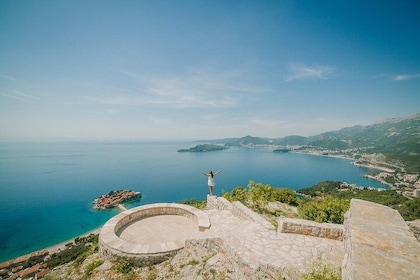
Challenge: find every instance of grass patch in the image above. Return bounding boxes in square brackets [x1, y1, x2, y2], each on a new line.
[85, 259, 103, 276]
[301, 262, 341, 280]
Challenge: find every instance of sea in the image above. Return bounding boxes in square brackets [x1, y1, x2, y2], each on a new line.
[0, 139, 387, 262]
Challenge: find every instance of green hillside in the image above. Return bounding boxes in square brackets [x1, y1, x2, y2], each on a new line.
[201, 113, 420, 173]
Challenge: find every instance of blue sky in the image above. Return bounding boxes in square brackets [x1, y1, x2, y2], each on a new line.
[0, 0, 419, 139]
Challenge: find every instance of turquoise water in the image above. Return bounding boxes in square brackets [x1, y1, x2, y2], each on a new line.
[0, 140, 385, 262]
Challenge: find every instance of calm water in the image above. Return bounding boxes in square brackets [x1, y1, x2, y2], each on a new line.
[0, 140, 385, 262]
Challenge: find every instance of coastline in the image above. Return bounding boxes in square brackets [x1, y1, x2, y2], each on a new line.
[292, 150, 397, 173]
[352, 162, 395, 173]
[1, 226, 103, 265]
[45, 227, 102, 254]
[292, 151, 395, 188]
[292, 151, 356, 161]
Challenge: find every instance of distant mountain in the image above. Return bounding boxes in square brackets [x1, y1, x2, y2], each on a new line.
[198, 113, 420, 172]
[224, 135, 272, 146]
[274, 135, 309, 146]
[201, 113, 419, 153]
[308, 113, 420, 154]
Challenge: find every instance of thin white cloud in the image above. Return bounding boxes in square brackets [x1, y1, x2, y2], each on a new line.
[368, 73, 387, 80]
[0, 90, 39, 101]
[249, 118, 288, 128]
[393, 73, 420, 81]
[285, 63, 335, 82]
[89, 66, 273, 109]
[0, 74, 21, 83]
[0, 74, 40, 101]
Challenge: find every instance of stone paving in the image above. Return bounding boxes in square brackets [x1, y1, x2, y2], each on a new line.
[101, 201, 343, 273]
[200, 209, 344, 272]
[119, 215, 200, 245]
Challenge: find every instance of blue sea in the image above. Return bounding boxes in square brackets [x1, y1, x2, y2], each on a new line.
[0, 140, 386, 262]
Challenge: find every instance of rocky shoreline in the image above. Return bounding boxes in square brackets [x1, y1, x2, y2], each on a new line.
[93, 190, 142, 210]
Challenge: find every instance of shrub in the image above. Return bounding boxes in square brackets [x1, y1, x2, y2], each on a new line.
[301, 261, 341, 280]
[115, 260, 132, 274]
[85, 259, 103, 276]
[179, 199, 206, 209]
[222, 181, 299, 211]
[248, 181, 273, 211]
[222, 186, 248, 203]
[272, 187, 299, 206]
[299, 196, 350, 224]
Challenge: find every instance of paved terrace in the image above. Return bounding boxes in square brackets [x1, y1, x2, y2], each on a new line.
[118, 208, 343, 269]
[201, 208, 343, 271]
[100, 196, 344, 275]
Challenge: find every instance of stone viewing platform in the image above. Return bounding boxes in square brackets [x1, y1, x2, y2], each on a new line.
[99, 203, 211, 266]
[98, 196, 420, 278]
[93, 189, 141, 210]
[99, 197, 343, 276]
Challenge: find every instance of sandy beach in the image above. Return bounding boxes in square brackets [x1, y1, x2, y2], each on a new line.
[45, 227, 102, 254]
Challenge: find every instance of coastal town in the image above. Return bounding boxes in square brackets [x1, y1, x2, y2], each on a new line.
[0, 233, 99, 280]
[93, 190, 142, 210]
[0, 250, 50, 279]
[300, 148, 420, 198]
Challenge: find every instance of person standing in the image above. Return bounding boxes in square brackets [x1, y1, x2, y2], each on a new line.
[202, 170, 221, 196]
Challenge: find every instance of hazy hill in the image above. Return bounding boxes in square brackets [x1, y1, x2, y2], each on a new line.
[309, 113, 420, 154]
[199, 113, 420, 172]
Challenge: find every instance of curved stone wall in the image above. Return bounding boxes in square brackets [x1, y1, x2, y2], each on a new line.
[99, 203, 210, 266]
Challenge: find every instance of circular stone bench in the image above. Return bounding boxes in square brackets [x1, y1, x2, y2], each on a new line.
[99, 203, 211, 265]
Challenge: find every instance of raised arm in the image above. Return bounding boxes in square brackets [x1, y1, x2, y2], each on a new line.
[214, 170, 222, 176]
[202, 173, 209, 177]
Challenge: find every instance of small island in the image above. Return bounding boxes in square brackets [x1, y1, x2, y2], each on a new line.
[93, 190, 142, 210]
[177, 144, 228, 152]
[273, 148, 290, 153]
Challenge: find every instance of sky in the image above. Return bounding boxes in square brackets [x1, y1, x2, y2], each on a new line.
[0, 0, 419, 140]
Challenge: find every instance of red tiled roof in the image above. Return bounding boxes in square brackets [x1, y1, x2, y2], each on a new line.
[18, 264, 40, 277]
[0, 260, 14, 269]
[36, 269, 51, 278]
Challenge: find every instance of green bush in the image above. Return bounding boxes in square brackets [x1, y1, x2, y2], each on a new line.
[115, 260, 132, 274]
[85, 259, 103, 276]
[393, 197, 420, 221]
[298, 181, 420, 221]
[222, 181, 299, 213]
[222, 186, 248, 203]
[298, 196, 350, 224]
[271, 187, 299, 206]
[47, 234, 99, 268]
[248, 181, 274, 211]
[179, 199, 206, 209]
[301, 261, 341, 280]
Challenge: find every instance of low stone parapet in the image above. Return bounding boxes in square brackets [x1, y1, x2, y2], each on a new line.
[99, 203, 210, 266]
[342, 199, 420, 280]
[206, 196, 275, 231]
[278, 218, 344, 240]
[232, 201, 276, 231]
[207, 195, 233, 211]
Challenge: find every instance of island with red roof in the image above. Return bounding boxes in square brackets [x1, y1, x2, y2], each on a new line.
[93, 190, 142, 210]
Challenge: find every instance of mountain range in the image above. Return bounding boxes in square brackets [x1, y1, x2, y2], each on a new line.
[199, 113, 420, 173]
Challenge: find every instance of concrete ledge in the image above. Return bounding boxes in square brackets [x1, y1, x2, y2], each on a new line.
[99, 203, 210, 266]
[342, 199, 420, 280]
[278, 218, 344, 240]
[207, 196, 275, 231]
[232, 201, 276, 231]
[207, 195, 233, 211]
